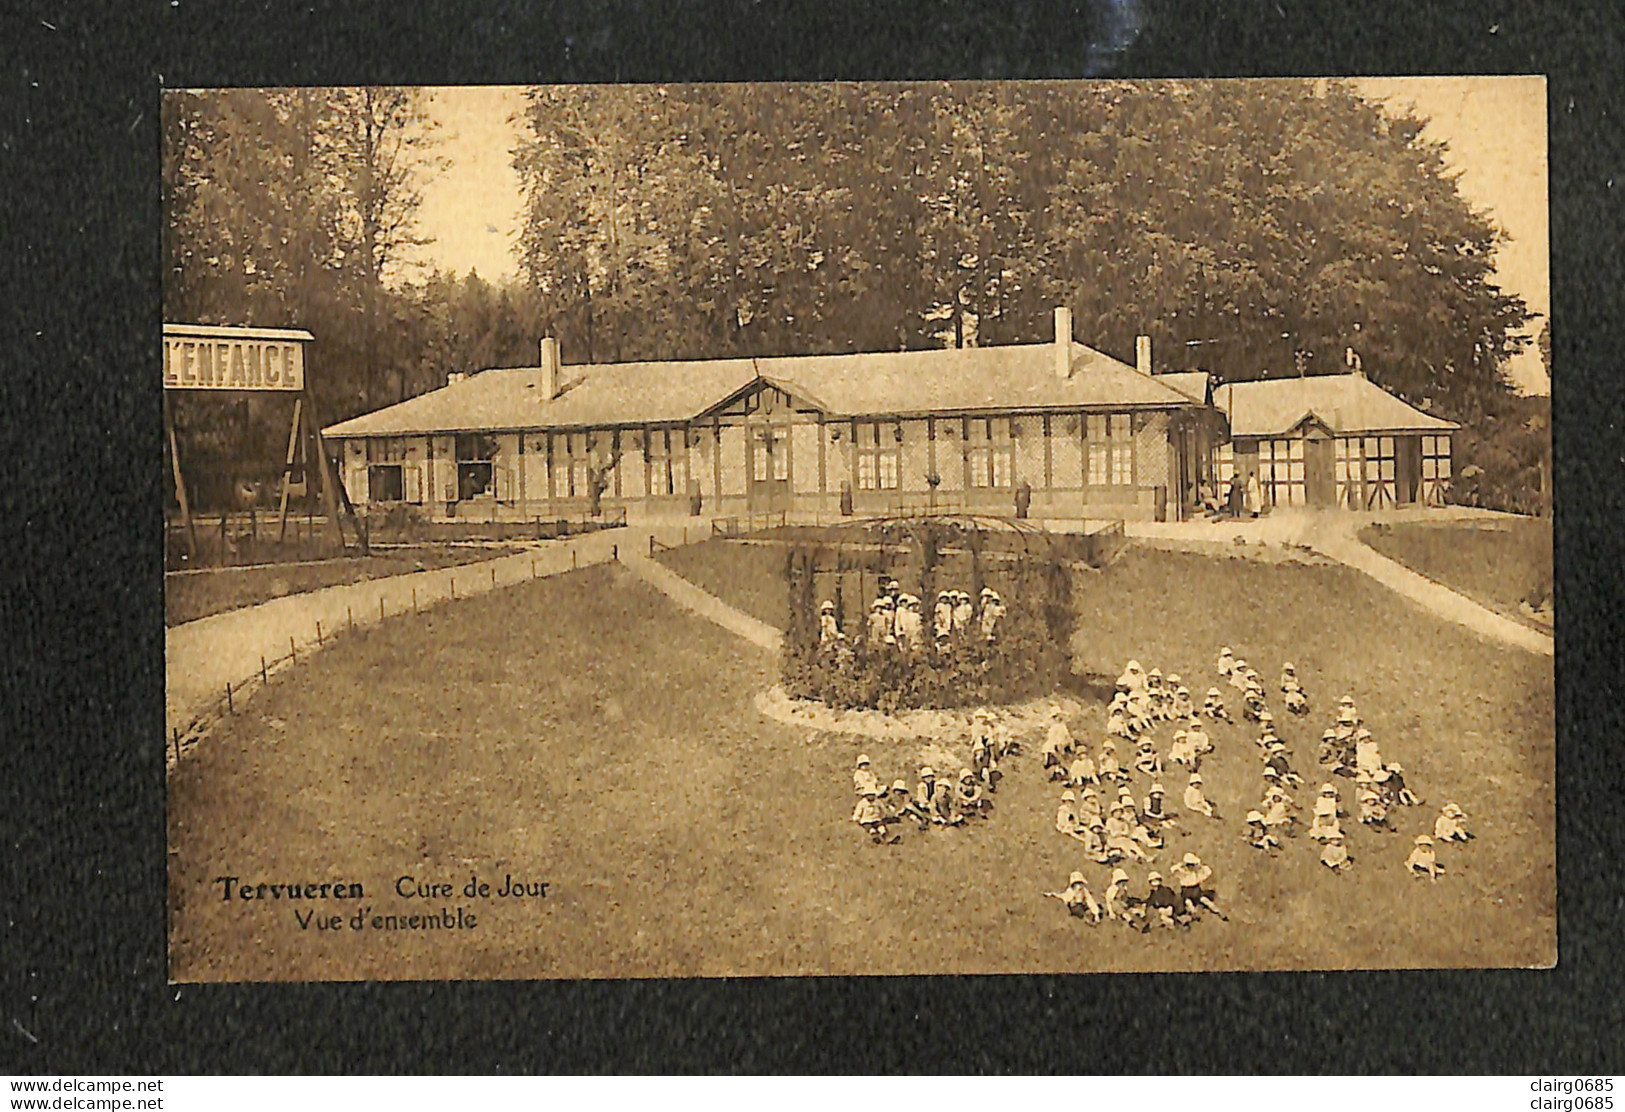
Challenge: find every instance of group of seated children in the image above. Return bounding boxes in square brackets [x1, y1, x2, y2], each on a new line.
[1047, 853, 1227, 930]
[1405, 802, 1475, 880]
[1104, 661, 1195, 739]
[850, 711, 1014, 844]
[819, 580, 1006, 655]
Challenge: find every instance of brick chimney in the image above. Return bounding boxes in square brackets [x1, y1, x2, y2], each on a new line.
[539, 336, 562, 399]
[1136, 335, 1152, 376]
[1054, 307, 1073, 379]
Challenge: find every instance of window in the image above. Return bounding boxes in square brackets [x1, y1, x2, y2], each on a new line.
[649, 428, 689, 496]
[550, 432, 590, 499]
[1361, 435, 1397, 508]
[1085, 413, 1134, 487]
[367, 464, 404, 502]
[965, 418, 1014, 489]
[455, 433, 497, 501]
[1258, 437, 1305, 506]
[1334, 437, 1361, 508]
[855, 421, 900, 490]
[365, 438, 409, 504]
[1420, 434, 1451, 506]
[1215, 442, 1235, 494]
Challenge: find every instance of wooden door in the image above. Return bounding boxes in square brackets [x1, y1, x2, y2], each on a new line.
[1304, 436, 1335, 507]
[746, 422, 790, 512]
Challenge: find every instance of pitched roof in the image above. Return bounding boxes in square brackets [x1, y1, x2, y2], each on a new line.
[323, 340, 1200, 437]
[1151, 371, 1211, 405]
[1213, 374, 1459, 438]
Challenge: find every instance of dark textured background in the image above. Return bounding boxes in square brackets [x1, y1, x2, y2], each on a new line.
[2, 0, 1621, 1074]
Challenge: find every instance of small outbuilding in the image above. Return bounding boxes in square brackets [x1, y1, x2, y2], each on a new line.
[1213, 373, 1458, 509]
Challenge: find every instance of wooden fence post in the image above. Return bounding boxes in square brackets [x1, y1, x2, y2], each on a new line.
[289, 636, 296, 661]
[316, 621, 322, 645]
[225, 682, 233, 715]
[261, 656, 268, 685]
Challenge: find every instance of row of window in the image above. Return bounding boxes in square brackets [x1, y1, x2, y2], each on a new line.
[1216, 435, 1452, 509]
[360, 417, 1148, 498]
[850, 414, 1139, 491]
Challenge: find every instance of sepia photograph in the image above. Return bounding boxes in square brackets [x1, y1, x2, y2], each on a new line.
[162, 77, 1553, 981]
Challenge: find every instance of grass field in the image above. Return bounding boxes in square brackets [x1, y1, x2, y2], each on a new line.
[165, 545, 522, 626]
[656, 540, 791, 630]
[1359, 517, 1552, 623]
[169, 545, 1554, 980]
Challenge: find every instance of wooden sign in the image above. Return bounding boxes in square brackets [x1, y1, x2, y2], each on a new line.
[163, 323, 314, 392]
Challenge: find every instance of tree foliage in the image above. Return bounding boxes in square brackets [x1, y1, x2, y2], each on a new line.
[163, 82, 1543, 514]
[163, 88, 549, 507]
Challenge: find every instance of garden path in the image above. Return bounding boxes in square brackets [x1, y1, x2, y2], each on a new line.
[166, 523, 693, 750]
[1129, 508, 1553, 657]
[619, 548, 783, 652]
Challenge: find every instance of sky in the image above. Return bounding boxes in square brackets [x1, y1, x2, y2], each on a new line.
[410, 78, 1550, 394]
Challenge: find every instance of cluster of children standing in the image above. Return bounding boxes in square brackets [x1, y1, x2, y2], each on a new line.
[818, 579, 1006, 655]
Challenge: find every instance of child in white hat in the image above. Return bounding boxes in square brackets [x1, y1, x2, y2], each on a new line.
[1173, 852, 1227, 920]
[1406, 833, 1443, 879]
[1434, 802, 1473, 843]
[1309, 783, 1343, 842]
[1098, 738, 1126, 783]
[853, 754, 879, 798]
[1056, 790, 1087, 840]
[1103, 866, 1134, 923]
[978, 587, 1006, 642]
[1356, 771, 1391, 830]
[851, 788, 897, 844]
[1045, 871, 1101, 923]
[818, 600, 844, 646]
[1243, 810, 1281, 853]
[1183, 771, 1218, 819]
[1320, 831, 1353, 872]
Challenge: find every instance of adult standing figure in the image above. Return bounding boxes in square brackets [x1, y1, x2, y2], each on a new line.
[1245, 470, 1263, 518]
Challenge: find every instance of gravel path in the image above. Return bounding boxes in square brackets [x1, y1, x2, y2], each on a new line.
[620, 548, 783, 651]
[165, 524, 693, 753]
[1129, 508, 1553, 657]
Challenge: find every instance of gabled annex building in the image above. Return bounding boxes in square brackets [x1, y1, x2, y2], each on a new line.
[324, 308, 1454, 521]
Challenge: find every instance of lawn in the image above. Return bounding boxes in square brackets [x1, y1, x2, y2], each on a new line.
[169, 546, 1554, 980]
[656, 539, 791, 630]
[1359, 517, 1552, 624]
[165, 545, 522, 626]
